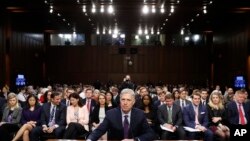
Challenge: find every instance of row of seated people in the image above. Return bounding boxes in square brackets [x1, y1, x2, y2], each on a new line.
[0, 87, 249, 141]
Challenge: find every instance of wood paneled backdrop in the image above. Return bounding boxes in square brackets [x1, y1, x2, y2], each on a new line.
[46, 46, 210, 86]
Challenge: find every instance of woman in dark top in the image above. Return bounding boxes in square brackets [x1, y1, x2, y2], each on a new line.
[0, 93, 22, 141]
[207, 91, 230, 141]
[139, 95, 157, 135]
[91, 93, 110, 140]
[105, 91, 117, 108]
[12, 94, 41, 141]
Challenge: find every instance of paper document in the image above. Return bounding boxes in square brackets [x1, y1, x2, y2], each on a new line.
[160, 125, 174, 132]
[183, 126, 201, 132]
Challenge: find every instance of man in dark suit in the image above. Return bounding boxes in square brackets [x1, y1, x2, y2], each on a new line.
[87, 88, 155, 141]
[174, 88, 191, 109]
[30, 92, 66, 141]
[157, 94, 186, 139]
[183, 91, 213, 141]
[82, 88, 96, 114]
[60, 87, 75, 106]
[227, 90, 249, 126]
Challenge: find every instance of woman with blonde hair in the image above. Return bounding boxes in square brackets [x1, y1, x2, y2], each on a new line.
[0, 93, 22, 141]
[207, 91, 230, 141]
[12, 94, 41, 141]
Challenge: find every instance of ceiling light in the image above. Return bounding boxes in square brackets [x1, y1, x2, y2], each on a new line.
[180, 28, 184, 35]
[82, 5, 86, 13]
[160, 8, 165, 13]
[91, 5, 96, 13]
[120, 34, 125, 38]
[142, 5, 149, 14]
[193, 34, 200, 42]
[108, 5, 114, 14]
[100, 5, 104, 13]
[152, 5, 156, 13]
[138, 29, 142, 35]
[144, 29, 148, 34]
[170, 5, 174, 13]
[108, 28, 112, 34]
[146, 35, 149, 40]
[135, 35, 139, 39]
[112, 34, 118, 38]
[157, 31, 160, 35]
[184, 36, 190, 42]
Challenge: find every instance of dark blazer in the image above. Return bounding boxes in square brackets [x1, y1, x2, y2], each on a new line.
[207, 105, 228, 126]
[87, 107, 155, 141]
[174, 99, 191, 109]
[113, 94, 120, 106]
[157, 103, 183, 126]
[40, 102, 66, 127]
[227, 101, 250, 125]
[60, 99, 69, 106]
[183, 103, 209, 128]
[2, 106, 22, 124]
[82, 98, 96, 113]
[90, 105, 110, 124]
[0, 97, 6, 121]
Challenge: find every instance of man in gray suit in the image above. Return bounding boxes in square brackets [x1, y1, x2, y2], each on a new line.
[158, 94, 186, 139]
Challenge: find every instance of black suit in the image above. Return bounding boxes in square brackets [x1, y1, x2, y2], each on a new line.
[87, 107, 155, 141]
[0, 97, 6, 121]
[157, 103, 186, 139]
[82, 98, 96, 114]
[30, 102, 66, 141]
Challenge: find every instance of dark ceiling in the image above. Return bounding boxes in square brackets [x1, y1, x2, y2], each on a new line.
[2, 0, 250, 36]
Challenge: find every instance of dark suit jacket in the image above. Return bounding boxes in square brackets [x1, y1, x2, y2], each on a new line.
[87, 107, 155, 141]
[90, 105, 110, 124]
[227, 101, 250, 125]
[183, 103, 209, 128]
[174, 99, 191, 108]
[82, 98, 96, 113]
[0, 97, 6, 121]
[157, 103, 183, 126]
[40, 102, 66, 127]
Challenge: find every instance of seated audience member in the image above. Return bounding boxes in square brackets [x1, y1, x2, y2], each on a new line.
[139, 95, 158, 137]
[30, 92, 66, 141]
[87, 88, 155, 141]
[172, 89, 180, 101]
[12, 94, 42, 141]
[157, 94, 186, 140]
[174, 88, 191, 110]
[0, 96, 6, 121]
[61, 87, 75, 107]
[227, 90, 249, 126]
[0, 85, 10, 99]
[183, 91, 213, 141]
[154, 91, 166, 108]
[63, 93, 89, 139]
[207, 91, 230, 141]
[91, 93, 110, 140]
[105, 91, 117, 108]
[200, 88, 209, 107]
[82, 88, 97, 115]
[0, 93, 22, 141]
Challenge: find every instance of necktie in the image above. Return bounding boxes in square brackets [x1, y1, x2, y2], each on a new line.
[195, 106, 199, 125]
[181, 100, 185, 108]
[238, 103, 246, 125]
[49, 106, 56, 126]
[87, 99, 91, 112]
[66, 100, 69, 106]
[123, 115, 129, 138]
[167, 107, 172, 124]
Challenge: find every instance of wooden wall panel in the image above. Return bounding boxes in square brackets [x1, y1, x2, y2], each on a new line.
[46, 46, 210, 85]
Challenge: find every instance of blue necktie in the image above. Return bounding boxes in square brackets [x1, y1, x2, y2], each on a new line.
[123, 115, 129, 138]
[50, 106, 55, 123]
